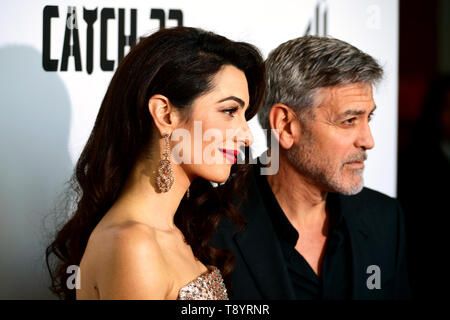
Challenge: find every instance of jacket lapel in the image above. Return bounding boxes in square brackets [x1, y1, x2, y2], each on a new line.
[233, 168, 295, 299]
[338, 192, 374, 299]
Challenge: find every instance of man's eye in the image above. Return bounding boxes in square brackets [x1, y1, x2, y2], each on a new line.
[368, 113, 375, 121]
[343, 118, 356, 125]
[223, 107, 239, 117]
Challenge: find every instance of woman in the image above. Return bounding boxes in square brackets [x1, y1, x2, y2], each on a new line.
[45, 27, 265, 300]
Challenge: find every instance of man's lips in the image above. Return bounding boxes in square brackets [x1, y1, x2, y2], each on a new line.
[344, 161, 364, 169]
[219, 148, 240, 164]
[344, 153, 367, 169]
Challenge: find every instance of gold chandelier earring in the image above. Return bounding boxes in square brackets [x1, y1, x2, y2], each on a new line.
[156, 133, 174, 193]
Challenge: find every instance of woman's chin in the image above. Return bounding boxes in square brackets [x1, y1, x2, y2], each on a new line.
[201, 166, 232, 184]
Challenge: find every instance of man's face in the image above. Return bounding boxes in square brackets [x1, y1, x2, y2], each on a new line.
[287, 82, 376, 195]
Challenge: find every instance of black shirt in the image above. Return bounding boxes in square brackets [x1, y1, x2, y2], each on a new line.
[256, 171, 352, 299]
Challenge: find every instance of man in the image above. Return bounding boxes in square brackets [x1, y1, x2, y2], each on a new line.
[212, 36, 411, 299]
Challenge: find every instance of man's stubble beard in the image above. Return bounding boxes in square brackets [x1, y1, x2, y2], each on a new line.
[286, 125, 365, 196]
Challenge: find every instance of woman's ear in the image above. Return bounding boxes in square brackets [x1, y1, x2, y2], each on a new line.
[268, 104, 301, 150]
[147, 94, 181, 135]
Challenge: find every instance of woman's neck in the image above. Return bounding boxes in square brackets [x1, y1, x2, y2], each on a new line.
[113, 159, 191, 231]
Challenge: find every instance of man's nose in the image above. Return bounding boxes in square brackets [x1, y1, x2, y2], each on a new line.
[356, 123, 375, 150]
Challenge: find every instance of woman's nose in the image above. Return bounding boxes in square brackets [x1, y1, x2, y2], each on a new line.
[236, 119, 254, 147]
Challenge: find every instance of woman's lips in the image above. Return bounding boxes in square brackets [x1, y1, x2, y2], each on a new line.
[219, 148, 240, 164]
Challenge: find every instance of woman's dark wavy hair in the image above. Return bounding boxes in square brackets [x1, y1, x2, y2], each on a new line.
[45, 26, 265, 300]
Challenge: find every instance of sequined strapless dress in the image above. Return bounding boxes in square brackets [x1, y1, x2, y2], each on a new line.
[177, 266, 228, 300]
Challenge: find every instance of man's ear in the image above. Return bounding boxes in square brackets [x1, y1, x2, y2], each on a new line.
[147, 94, 181, 135]
[268, 104, 301, 149]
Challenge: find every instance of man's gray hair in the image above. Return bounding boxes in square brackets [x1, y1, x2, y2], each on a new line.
[258, 36, 383, 130]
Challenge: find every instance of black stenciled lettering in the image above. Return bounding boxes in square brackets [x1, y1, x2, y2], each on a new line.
[83, 7, 98, 75]
[168, 9, 183, 26]
[304, 1, 328, 36]
[118, 8, 137, 63]
[42, 5, 59, 71]
[42, 6, 184, 73]
[150, 9, 165, 28]
[100, 7, 115, 71]
[61, 6, 82, 71]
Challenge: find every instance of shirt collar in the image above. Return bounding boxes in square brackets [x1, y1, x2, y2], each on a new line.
[254, 163, 345, 246]
[255, 167, 299, 245]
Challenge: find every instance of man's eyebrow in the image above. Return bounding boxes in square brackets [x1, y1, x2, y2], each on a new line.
[339, 105, 377, 118]
[217, 96, 245, 108]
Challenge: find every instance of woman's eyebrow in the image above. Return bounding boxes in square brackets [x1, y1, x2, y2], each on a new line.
[217, 96, 245, 108]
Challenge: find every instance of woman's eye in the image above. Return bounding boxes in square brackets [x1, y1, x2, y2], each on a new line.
[223, 107, 239, 117]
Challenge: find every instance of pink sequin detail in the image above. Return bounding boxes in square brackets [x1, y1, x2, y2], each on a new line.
[177, 266, 228, 300]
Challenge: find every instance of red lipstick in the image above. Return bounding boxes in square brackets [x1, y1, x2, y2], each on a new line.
[219, 148, 240, 164]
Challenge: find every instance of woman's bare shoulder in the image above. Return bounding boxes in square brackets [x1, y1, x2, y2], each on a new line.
[83, 220, 173, 299]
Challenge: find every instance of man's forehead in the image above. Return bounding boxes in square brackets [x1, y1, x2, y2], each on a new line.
[315, 83, 375, 111]
[327, 83, 372, 98]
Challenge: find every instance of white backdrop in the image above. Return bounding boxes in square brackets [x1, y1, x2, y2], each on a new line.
[0, 0, 398, 298]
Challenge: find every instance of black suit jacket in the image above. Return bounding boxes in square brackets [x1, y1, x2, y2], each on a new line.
[212, 166, 411, 300]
